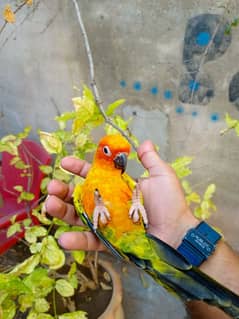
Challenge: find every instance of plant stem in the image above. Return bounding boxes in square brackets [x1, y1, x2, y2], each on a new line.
[71, 0, 137, 151]
[52, 287, 58, 319]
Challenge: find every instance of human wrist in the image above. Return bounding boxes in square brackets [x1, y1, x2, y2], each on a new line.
[149, 209, 200, 249]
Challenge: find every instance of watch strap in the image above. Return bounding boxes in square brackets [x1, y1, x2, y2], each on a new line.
[177, 221, 221, 267]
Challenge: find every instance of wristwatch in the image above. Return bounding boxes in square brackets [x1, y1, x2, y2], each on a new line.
[177, 221, 222, 267]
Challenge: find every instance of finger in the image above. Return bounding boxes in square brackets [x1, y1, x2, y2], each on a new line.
[61, 156, 91, 177]
[58, 231, 106, 251]
[137, 140, 174, 176]
[47, 179, 74, 202]
[45, 195, 83, 226]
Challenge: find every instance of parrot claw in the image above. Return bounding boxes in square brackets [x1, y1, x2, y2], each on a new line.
[129, 182, 148, 227]
[93, 189, 111, 230]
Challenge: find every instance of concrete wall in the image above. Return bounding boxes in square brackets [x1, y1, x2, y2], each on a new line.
[1, 1, 239, 318]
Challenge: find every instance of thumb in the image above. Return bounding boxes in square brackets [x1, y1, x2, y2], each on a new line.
[137, 140, 173, 176]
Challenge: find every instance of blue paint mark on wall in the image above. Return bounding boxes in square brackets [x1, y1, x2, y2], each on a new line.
[164, 90, 173, 100]
[150, 86, 159, 95]
[176, 106, 184, 114]
[210, 113, 220, 122]
[120, 80, 126, 88]
[192, 111, 198, 117]
[196, 31, 211, 46]
[133, 81, 142, 91]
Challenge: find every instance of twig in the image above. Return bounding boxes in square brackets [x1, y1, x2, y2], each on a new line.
[71, 0, 137, 151]
[189, 21, 221, 104]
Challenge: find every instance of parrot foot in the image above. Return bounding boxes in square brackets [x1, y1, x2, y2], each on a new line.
[93, 188, 111, 230]
[129, 182, 148, 227]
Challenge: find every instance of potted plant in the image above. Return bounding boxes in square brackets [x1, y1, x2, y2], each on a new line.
[0, 84, 132, 319]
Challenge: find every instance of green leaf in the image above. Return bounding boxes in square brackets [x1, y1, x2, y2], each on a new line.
[10, 254, 40, 276]
[71, 250, 85, 264]
[182, 180, 192, 194]
[19, 191, 35, 202]
[203, 184, 216, 201]
[58, 311, 88, 319]
[54, 226, 72, 239]
[23, 268, 54, 297]
[32, 209, 52, 225]
[18, 294, 35, 312]
[74, 133, 88, 148]
[41, 236, 65, 269]
[34, 298, 50, 313]
[55, 279, 74, 297]
[1, 299, 16, 319]
[7, 223, 22, 237]
[171, 156, 193, 179]
[68, 262, 78, 289]
[30, 242, 43, 254]
[39, 165, 53, 175]
[27, 311, 54, 319]
[106, 99, 125, 116]
[225, 113, 238, 128]
[40, 177, 51, 194]
[0, 273, 29, 296]
[10, 214, 17, 224]
[83, 85, 95, 101]
[0, 292, 8, 305]
[39, 131, 62, 154]
[193, 207, 202, 219]
[23, 218, 32, 228]
[53, 167, 71, 183]
[55, 111, 76, 123]
[14, 185, 23, 192]
[235, 124, 239, 136]
[25, 226, 47, 244]
[17, 126, 32, 139]
[186, 192, 201, 204]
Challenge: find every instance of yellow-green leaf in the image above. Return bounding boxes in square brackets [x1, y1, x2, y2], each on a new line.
[55, 279, 74, 297]
[34, 298, 50, 313]
[1, 299, 16, 319]
[10, 254, 40, 276]
[39, 131, 62, 154]
[74, 133, 88, 148]
[59, 312, 87, 319]
[7, 223, 22, 237]
[25, 226, 47, 244]
[41, 236, 65, 270]
[39, 165, 53, 175]
[40, 177, 51, 194]
[71, 250, 85, 264]
[106, 99, 125, 116]
[204, 184, 216, 201]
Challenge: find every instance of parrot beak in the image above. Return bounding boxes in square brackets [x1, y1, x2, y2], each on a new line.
[114, 153, 127, 172]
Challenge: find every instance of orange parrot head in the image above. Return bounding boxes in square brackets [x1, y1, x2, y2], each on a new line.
[94, 134, 131, 173]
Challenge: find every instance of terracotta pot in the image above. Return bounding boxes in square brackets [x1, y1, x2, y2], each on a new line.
[98, 260, 124, 319]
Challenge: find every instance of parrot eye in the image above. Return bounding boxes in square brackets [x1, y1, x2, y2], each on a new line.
[102, 146, 112, 157]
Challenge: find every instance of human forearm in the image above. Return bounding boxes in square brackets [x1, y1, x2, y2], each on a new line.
[199, 240, 239, 295]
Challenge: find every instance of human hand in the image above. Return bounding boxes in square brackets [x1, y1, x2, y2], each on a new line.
[137, 140, 199, 248]
[46, 140, 199, 251]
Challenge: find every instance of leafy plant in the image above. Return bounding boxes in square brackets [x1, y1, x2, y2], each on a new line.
[220, 113, 239, 136]
[0, 83, 218, 318]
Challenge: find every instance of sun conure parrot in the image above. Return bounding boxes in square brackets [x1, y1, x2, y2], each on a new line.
[73, 134, 239, 318]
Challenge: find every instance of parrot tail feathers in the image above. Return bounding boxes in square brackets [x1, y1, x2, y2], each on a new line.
[81, 212, 127, 261]
[146, 233, 239, 318]
[146, 233, 192, 270]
